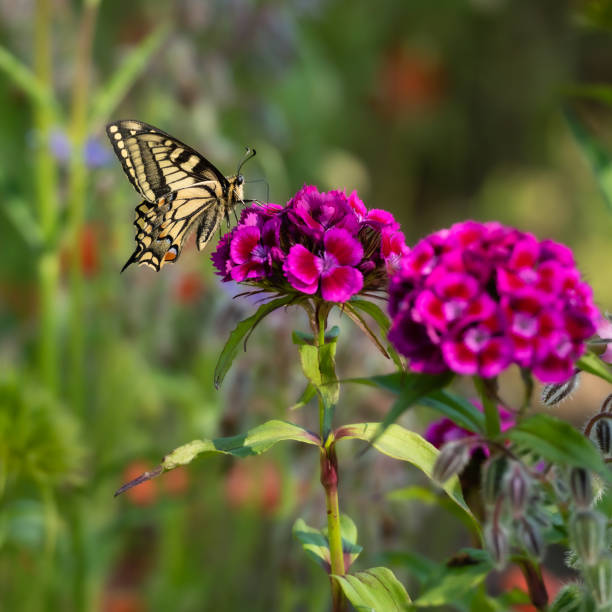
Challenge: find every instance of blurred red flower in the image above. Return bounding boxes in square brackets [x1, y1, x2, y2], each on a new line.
[224, 459, 282, 515]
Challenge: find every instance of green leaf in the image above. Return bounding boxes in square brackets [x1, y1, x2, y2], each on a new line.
[0, 45, 60, 116]
[289, 382, 317, 410]
[506, 413, 610, 480]
[414, 549, 493, 607]
[89, 24, 170, 128]
[565, 107, 612, 215]
[420, 390, 486, 434]
[349, 299, 404, 369]
[344, 303, 390, 360]
[293, 514, 363, 573]
[577, 352, 612, 384]
[334, 423, 476, 527]
[345, 372, 406, 393]
[333, 567, 411, 610]
[115, 420, 320, 496]
[4, 198, 43, 249]
[375, 372, 454, 443]
[214, 295, 294, 388]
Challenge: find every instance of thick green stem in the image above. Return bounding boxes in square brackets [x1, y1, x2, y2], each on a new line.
[315, 307, 346, 611]
[321, 446, 346, 611]
[67, 1, 98, 411]
[34, 0, 60, 392]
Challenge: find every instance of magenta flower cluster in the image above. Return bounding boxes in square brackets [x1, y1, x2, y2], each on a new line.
[212, 186, 408, 303]
[388, 221, 600, 383]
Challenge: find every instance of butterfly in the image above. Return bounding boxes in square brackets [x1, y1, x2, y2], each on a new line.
[106, 119, 255, 271]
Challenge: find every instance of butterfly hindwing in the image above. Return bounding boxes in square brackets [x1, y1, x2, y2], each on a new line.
[106, 120, 246, 271]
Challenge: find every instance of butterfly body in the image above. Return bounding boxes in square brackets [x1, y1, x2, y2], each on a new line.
[106, 120, 251, 271]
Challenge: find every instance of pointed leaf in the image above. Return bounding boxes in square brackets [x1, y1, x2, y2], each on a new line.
[577, 352, 612, 384]
[290, 382, 317, 410]
[115, 420, 320, 496]
[349, 299, 404, 368]
[214, 295, 294, 388]
[333, 567, 411, 610]
[293, 514, 363, 573]
[565, 108, 612, 215]
[420, 390, 486, 434]
[334, 423, 476, 528]
[506, 413, 610, 480]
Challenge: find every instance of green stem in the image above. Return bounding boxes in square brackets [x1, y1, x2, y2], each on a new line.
[34, 0, 60, 392]
[67, 1, 99, 411]
[315, 307, 346, 612]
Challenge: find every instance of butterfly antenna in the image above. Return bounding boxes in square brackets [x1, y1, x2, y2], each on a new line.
[237, 146, 256, 175]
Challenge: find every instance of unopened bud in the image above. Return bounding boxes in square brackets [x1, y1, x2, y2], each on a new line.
[432, 441, 470, 485]
[600, 392, 612, 413]
[569, 510, 606, 566]
[481, 455, 509, 508]
[549, 584, 584, 612]
[569, 467, 592, 510]
[484, 523, 509, 569]
[505, 462, 530, 519]
[541, 371, 580, 406]
[584, 553, 612, 607]
[552, 467, 570, 501]
[594, 418, 612, 456]
[517, 517, 544, 560]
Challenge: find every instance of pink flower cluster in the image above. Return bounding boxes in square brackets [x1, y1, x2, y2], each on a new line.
[388, 221, 600, 383]
[212, 186, 408, 303]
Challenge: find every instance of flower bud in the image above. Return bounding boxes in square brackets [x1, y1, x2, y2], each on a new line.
[549, 584, 584, 612]
[600, 392, 612, 413]
[584, 553, 612, 607]
[568, 467, 592, 510]
[481, 455, 509, 508]
[484, 522, 509, 569]
[517, 517, 544, 560]
[504, 462, 530, 519]
[594, 418, 612, 456]
[569, 510, 606, 566]
[432, 440, 470, 485]
[540, 371, 580, 406]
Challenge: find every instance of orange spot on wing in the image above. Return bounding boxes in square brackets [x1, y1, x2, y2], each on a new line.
[164, 250, 177, 261]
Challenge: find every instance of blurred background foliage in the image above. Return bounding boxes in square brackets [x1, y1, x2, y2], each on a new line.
[1, 0, 612, 610]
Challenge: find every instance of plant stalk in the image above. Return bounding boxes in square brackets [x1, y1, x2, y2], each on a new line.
[67, 0, 99, 411]
[34, 0, 60, 392]
[315, 308, 346, 611]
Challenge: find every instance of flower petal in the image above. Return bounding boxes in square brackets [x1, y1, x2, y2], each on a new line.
[323, 228, 363, 266]
[321, 266, 363, 302]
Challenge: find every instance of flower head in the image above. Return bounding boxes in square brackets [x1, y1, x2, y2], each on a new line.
[212, 186, 408, 304]
[388, 221, 600, 383]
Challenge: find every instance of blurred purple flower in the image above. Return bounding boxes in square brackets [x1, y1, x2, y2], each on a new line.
[84, 137, 112, 168]
[597, 315, 612, 364]
[49, 129, 71, 163]
[425, 402, 515, 455]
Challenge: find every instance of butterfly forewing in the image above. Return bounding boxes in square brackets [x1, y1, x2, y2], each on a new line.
[106, 120, 244, 271]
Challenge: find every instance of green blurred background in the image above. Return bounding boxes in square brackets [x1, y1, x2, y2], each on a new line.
[2, 1, 612, 610]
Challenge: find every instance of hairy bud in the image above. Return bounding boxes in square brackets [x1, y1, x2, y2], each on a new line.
[485, 522, 509, 569]
[584, 553, 612, 607]
[505, 462, 530, 519]
[569, 467, 592, 510]
[481, 455, 509, 508]
[540, 371, 580, 406]
[517, 517, 544, 560]
[432, 441, 470, 485]
[594, 418, 612, 456]
[569, 510, 606, 566]
[549, 584, 584, 612]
